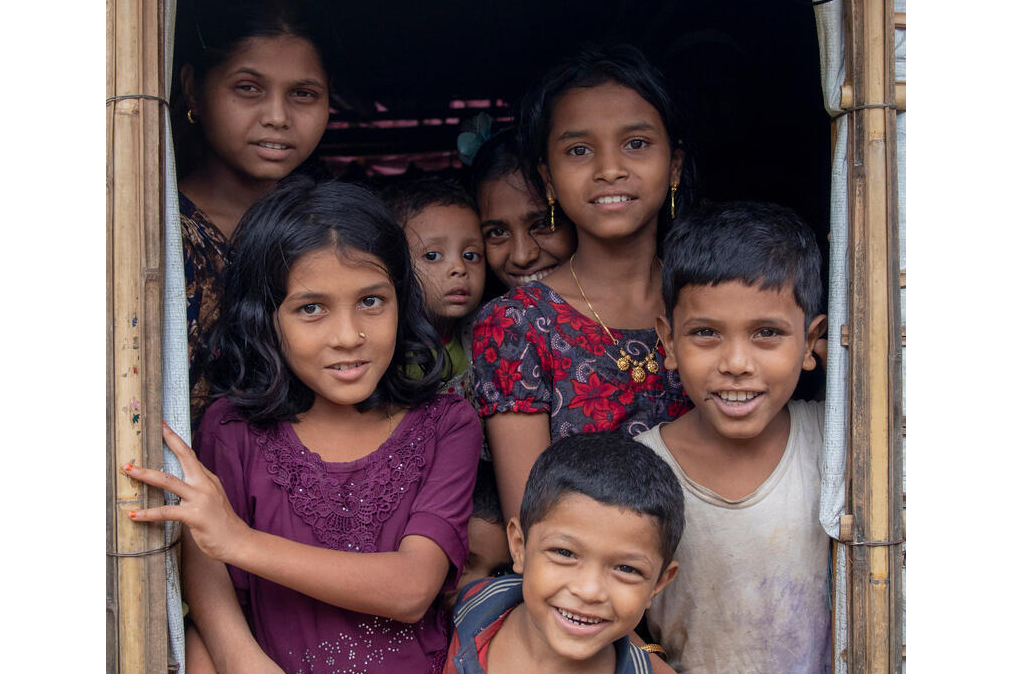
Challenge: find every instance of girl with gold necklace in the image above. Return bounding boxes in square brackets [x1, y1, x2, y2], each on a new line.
[471, 45, 698, 521]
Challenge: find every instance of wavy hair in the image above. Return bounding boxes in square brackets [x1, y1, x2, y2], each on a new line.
[207, 175, 444, 425]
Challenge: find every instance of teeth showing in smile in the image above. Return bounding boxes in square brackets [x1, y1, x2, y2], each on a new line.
[258, 142, 289, 150]
[557, 608, 603, 625]
[717, 390, 759, 403]
[593, 195, 631, 204]
[332, 362, 364, 371]
[515, 268, 555, 285]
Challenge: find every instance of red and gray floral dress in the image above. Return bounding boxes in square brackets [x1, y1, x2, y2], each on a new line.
[471, 281, 692, 440]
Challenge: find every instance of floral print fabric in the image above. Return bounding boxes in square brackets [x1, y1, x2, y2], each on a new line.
[471, 281, 692, 440]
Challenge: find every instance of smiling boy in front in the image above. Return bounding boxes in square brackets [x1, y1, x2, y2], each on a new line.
[636, 201, 831, 673]
[443, 432, 684, 674]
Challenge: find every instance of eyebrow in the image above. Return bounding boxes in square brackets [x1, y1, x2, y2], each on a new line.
[554, 121, 659, 143]
[230, 67, 325, 88]
[285, 282, 393, 302]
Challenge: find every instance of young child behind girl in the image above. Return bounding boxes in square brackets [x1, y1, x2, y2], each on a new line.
[127, 177, 482, 674]
[383, 176, 485, 398]
[172, 0, 334, 428]
[471, 44, 697, 521]
[469, 129, 577, 296]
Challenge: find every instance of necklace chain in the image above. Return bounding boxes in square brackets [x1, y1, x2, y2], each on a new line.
[568, 255, 661, 383]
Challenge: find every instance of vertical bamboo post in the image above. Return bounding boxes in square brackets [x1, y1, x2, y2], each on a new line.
[107, 0, 167, 672]
[843, 0, 904, 672]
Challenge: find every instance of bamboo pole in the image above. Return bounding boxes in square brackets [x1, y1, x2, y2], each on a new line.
[107, 0, 167, 672]
[843, 0, 904, 672]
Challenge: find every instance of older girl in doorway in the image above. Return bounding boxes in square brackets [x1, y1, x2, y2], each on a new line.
[173, 0, 333, 427]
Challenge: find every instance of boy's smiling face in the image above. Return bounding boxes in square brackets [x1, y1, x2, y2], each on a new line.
[658, 280, 826, 441]
[507, 493, 678, 666]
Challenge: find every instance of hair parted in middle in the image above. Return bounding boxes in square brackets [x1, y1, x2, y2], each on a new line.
[660, 200, 825, 324]
[206, 175, 445, 425]
[519, 431, 685, 569]
[516, 43, 699, 223]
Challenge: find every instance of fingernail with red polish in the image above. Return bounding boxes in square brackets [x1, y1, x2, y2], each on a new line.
[128, 510, 137, 519]
[123, 463, 134, 472]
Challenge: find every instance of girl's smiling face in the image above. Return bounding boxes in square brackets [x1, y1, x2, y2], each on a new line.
[276, 248, 398, 412]
[184, 34, 330, 186]
[540, 81, 682, 243]
[478, 171, 577, 287]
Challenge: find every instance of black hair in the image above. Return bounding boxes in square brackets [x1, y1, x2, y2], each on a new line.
[661, 200, 824, 324]
[207, 175, 444, 425]
[469, 128, 527, 198]
[471, 460, 504, 526]
[516, 43, 699, 232]
[519, 432, 684, 571]
[170, 0, 338, 177]
[381, 175, 478, 228]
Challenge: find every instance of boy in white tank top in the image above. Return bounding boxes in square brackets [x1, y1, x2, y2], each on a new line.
[636, 201, 831, 674]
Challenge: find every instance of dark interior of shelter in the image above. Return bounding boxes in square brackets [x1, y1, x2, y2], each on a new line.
[174, 0, 831, 397]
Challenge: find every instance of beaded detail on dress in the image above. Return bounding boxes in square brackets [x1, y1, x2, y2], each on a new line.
[255, 400, 443, 553]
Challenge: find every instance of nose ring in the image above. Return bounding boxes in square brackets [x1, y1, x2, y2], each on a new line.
[358, 331, 367, 339]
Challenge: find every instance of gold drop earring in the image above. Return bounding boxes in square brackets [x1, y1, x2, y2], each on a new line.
[547, 195, 556, 232]
[669, 183, 678, 219]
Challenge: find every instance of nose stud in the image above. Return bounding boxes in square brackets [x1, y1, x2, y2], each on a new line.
[358, 331, 366, 339]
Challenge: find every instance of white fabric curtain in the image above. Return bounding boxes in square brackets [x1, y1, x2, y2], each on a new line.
[161, 0, 188, 671]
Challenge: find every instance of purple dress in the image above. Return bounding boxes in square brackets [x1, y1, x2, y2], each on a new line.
[471, 281, 693, 440]
[195, 395, 482, 674]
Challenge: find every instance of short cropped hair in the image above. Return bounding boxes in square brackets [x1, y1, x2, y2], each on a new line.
[381, 175, 477, 228]
[472, 460, 504, 526]
[519, 432, 685, 570]
[662, 201, 824, 324]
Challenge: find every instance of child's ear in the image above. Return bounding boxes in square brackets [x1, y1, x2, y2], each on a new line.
[648, 561, 679, 606]
[802, 314, 829, 371]
[179, 64, 200, 114]
[506, 517, 526, 574]
[537, 163, 554, 202]
[669, 147, 686, 186]
[655, 315, 678, 371]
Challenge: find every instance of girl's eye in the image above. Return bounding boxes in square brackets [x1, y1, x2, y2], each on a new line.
[566, 145, 590, 157]
[463, 251, 482, 262]
[299, 303, 322, 316]
[530, 217, 551, 234]
[423, 251, 442, 261]
[755, 328, 782, 339]
[550, 548, 575, 559]
[483, 226, 508, 242]
[236, 83, 260, 95]
[292, 89, 318, 100]
[691, 327, 717, 338]
[626, 138, 649, 150]
[359, 296, 385, 309]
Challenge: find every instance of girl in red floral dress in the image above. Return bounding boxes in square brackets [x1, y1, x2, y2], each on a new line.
[471, 45, 698, 520]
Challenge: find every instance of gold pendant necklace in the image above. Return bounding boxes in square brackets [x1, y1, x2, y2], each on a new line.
[569, 255, 661, 383]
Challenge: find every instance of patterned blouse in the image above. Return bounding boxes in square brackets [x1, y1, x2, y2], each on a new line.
[471, 281, 693, 440]
[180, 192, 230, 428]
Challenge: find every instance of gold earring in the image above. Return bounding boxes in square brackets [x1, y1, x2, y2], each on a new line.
[669, 183, 678, 219]
[548, 195, 556, 232]
[186, 109, 198, 125]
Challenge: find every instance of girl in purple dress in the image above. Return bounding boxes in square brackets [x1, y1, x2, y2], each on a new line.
[471, 45, 698, 521]
[127, 177, 482, 674]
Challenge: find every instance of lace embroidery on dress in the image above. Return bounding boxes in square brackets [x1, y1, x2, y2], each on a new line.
[256, 399, 443, 553]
